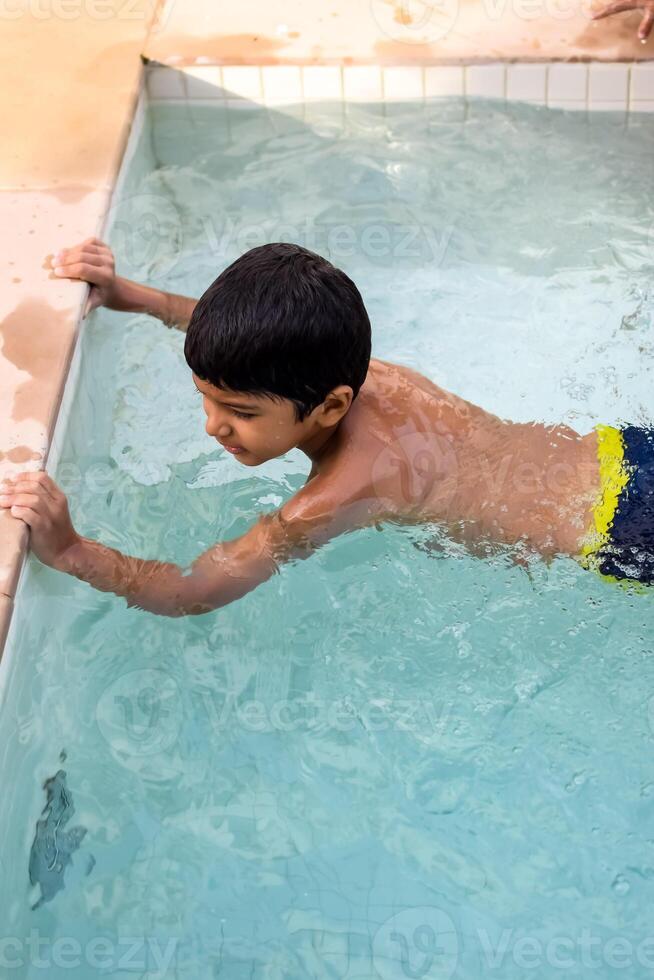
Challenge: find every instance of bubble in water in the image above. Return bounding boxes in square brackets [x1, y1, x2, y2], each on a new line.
[565, 771, 588, 793]
[611, 874, 630, 895]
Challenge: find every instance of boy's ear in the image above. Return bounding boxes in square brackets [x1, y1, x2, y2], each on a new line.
[316, 386, 353, 426]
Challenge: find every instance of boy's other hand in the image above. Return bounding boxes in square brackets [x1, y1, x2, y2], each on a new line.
[591, 0, 654, 40]
[0, 471, 81, 569]
[52, 238, 120, 315]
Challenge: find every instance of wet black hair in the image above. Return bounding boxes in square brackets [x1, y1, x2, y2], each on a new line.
[184, 243, 372, 421]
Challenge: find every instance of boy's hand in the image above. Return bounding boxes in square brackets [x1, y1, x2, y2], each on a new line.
[591, 0, 654, 40]
[50, 239, 198, 331]
[52, 238, 121, 315]
[0, 472, 81, 569]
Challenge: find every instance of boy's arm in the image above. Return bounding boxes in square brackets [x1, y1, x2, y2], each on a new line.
[0, 472, 365, 617]
[56, 512, 291, 617]
[53, 238, 197, 332]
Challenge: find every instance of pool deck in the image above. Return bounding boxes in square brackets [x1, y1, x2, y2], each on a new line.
[0, 0, 652, 654]
[147, 0, 654, 65]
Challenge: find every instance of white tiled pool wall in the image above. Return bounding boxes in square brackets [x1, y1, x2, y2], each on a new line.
[146, 62, 654, 113]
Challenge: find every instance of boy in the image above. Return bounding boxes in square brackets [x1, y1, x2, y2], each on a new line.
[0, 239, 651, 616]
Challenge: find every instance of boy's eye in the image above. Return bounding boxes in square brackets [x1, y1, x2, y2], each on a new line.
[193, 388, 254, 420]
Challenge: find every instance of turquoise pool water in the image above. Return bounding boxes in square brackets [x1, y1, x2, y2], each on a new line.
[1, 99, 654, 978]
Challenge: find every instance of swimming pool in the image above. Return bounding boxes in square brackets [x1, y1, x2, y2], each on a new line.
[1, 95, 654, 978]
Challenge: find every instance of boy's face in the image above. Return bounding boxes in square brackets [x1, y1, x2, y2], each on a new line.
[192, 373, 345, 465]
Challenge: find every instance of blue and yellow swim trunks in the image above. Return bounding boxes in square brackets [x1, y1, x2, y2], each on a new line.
[579, 424, 654, 586]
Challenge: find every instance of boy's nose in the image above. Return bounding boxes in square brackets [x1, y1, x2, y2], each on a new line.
[205, 417, 231, 439]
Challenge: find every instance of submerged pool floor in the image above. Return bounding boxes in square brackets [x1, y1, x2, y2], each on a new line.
[1, 100, 654, 978]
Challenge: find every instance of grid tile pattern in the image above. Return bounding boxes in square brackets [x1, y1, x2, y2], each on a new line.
[146, 62, 654, 113]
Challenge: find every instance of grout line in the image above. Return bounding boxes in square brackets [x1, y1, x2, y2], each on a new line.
[298, 67, 306, 123]
[544, 63, 549, 107]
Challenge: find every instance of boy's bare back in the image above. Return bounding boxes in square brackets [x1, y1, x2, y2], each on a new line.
[299, 358, 601, 561]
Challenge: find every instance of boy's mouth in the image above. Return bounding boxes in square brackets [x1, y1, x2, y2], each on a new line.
[221, 444, 245, 455]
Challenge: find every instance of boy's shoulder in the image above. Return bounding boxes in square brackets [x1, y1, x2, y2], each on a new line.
[276, 359, 432, 518]
[275, 422, 393, 552]
[277, 463, 378, 548]
[272, 358, 463, 551]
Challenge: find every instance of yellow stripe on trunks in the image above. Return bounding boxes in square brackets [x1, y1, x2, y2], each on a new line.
[579, 423, 630, 575]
